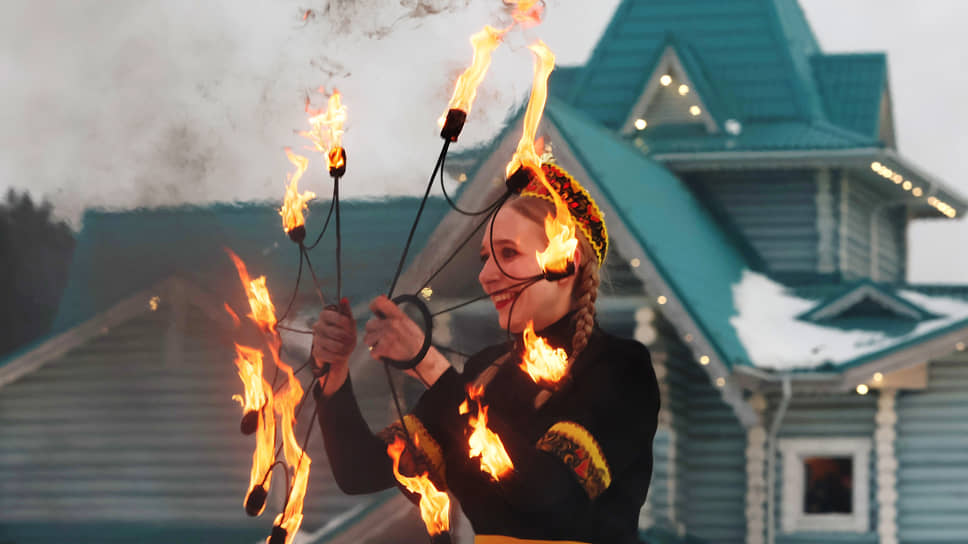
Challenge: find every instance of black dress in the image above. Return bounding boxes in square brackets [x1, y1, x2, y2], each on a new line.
[314, 314, 660, 544]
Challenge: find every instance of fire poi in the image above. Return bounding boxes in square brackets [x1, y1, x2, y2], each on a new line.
[223, 3, 656, 543]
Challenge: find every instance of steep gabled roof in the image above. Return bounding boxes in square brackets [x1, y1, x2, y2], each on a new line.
[564, 0, 824, 129]
[811, 53, 890, 140]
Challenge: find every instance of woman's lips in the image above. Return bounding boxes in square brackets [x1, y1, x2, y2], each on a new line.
[490, 290, 517, 311]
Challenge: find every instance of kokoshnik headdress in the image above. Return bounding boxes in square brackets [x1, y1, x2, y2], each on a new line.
[518, 159, 609, 267]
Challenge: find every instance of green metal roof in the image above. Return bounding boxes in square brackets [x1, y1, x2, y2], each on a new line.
[50, 198, 449, 334]
[797, 279, 938, 323]
[811, 53, 888, 139]
[565, 0, 826, 128]
[544, 98, 753, 369]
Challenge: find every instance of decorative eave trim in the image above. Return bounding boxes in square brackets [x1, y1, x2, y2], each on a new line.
[798, 283, 935, 322]
[0, 276, 235, 388]
[652, 147, 966, 218]
[619, 45, 719, 136]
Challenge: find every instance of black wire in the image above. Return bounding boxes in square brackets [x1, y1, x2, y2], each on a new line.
[487, 198, 535, 282]
[305, 182, 338, 251]
[279, 369, 329, 516]
[300, 244, 328, 305]
[418, 194, 508, 293]
[383, 363, 419, 462]
[438, 150, 508, 217]
[430, 277, 540, 317]
[334, 176, 342, 301]
[276, 249, 305, 324]
[387, 140, 451, 299]
[276, 324, 312, 334]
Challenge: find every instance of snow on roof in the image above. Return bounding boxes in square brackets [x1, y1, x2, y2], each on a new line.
[729, 270, 968, 371]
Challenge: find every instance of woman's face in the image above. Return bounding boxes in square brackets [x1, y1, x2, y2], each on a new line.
[478, 204, 577, 333]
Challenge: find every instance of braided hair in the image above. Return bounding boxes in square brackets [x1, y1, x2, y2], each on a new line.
[505, 196, 601, 362]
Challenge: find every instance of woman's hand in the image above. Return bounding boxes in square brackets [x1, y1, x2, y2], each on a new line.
[312, 297, 357, 396]
[364, 295, 452, 387]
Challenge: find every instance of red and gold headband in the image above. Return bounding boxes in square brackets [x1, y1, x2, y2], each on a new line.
[519, 162, 608, 266]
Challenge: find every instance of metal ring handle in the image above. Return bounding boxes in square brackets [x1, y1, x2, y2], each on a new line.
[380, 294, 434, 371]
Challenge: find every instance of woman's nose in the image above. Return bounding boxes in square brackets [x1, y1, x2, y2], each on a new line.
[479, 255, 501, 287]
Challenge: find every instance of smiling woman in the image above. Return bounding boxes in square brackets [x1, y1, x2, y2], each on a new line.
[310, 162, 659, 544]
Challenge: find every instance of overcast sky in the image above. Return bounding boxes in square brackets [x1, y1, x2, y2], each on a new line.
[1, 0, 965, 283]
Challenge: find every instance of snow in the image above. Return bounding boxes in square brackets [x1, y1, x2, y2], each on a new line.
[729, 269, 968, 371]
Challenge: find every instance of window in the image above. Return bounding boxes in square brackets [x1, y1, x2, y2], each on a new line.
[779, 438, 870, 533]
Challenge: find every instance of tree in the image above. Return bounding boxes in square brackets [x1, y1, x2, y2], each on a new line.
[0, 189, 75, 357]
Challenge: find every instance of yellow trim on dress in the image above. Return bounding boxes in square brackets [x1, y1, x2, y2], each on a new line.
[379, 414, 446, 483]
[535, 421, 612, 499]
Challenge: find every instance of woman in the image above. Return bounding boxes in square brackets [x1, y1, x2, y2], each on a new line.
[311, 163, 659, 544]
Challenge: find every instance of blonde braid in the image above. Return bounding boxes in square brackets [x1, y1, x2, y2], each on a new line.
[570, 243, 600, 362]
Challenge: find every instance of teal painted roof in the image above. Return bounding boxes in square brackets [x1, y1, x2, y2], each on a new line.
[51, 198, 448, 333]
[811, 53, 888, 138]
[798, 279, 938, 323]
[545, 99, 753, 368]
[565, 0, 826, 128]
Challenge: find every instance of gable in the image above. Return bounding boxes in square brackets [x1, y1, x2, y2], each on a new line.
[799, 281, 936, 323]
[565, 0, 825, 129]
[620, 43, 720, 136]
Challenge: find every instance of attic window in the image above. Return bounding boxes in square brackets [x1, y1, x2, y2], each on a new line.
[780, 438, 870, 533]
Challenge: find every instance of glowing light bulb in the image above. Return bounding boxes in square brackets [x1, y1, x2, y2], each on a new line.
[421, 287, 433, 300]
[912, 187, 923, 197]
[715, 377, 726, 387]
[689, 105, 701, 116]
[871, 162, 882, 171]
[660, 75, 672, 86]
[634, 118, 647, 130]
[699, 355, 710, 365]
[902, 181, 912, 190]
[678, 84, 689, 95]
[657, 296, 667, 305]
[856, 384, 869, 395]
[873, 372, 883, 383]
[630, 258, 641, 268]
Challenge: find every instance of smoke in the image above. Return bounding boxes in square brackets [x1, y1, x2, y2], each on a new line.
[0, 0, 618, 229]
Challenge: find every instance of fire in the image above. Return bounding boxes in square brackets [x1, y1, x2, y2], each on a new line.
[387, 436, 451, 535]
[233, 344, 276, 514]
[520, 320, 569, 383]
[508, 0, 544, 26]
[505, 40, 555, 180]
[443, 25, 505, 120]
[227, 249, 278, 333]
[534, 172, 579, 275]
[279, 148, 316, 234]
[301, 88, 347, 171]
[459, 385, 514, 481]
[270, 361, 312, 544]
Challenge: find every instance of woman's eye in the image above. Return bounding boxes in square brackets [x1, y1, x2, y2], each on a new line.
[500, 247, 518, 259]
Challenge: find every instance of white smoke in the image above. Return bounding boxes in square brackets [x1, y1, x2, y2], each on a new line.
[0, 0, 619, 228]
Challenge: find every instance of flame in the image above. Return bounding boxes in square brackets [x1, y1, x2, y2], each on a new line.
[387, 436, 451, 535]
[504, 40, 555, 180]
[279, 148, 315, 233]
[233, 344, 276, 513]
[520, 320, 569, 383]
[300, 88, 347, 170]
[270, 360, 311, 544]
[227, 249, 278, 333]
[461, 385, 514, 481]
[534, 172, 579, 275]
[442, 25, 505, 121]
[501, 41, 577, 274]
[508, 0, 544, 26]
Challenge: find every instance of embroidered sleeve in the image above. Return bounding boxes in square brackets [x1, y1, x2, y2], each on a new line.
[535, 421, 612, 499]
[378, 414, 447, 487]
